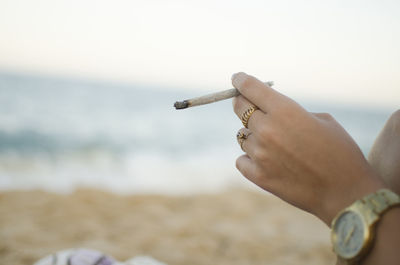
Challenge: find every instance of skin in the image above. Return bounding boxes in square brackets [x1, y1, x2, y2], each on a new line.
[231, 72, 400, 265]
[368, 110, 400, 195]
[337, 111, 400, 265]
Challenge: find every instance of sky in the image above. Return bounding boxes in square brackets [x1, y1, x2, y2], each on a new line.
[0, 0, 399, 108]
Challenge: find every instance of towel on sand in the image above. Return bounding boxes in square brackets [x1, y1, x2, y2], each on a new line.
[34, 249, 166, 265]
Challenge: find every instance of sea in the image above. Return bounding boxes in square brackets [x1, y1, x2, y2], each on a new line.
[0, 72, 395, 194]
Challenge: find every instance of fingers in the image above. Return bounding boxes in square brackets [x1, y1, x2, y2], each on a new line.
[236, 154, 257, 181]
[233, 95, 266, 133]
[232, 72, 285, 113]
[236, 155, 270, 190]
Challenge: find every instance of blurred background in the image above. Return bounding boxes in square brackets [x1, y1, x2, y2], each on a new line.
[0, 0, 399, 264]
[0, 0, 399, 194]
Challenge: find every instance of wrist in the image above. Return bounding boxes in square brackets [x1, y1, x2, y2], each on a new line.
[330, 188, 400, 264]
[321, 171, 386, 225]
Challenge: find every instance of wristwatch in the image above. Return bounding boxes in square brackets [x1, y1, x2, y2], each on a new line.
[331, 188, 400, 264]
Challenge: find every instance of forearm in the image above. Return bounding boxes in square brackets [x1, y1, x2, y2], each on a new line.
[335, 207, 400, 265]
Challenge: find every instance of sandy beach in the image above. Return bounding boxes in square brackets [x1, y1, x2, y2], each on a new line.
[0, 189, 335, 265]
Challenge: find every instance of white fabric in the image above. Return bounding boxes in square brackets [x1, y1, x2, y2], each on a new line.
[34, 249, 166, 265]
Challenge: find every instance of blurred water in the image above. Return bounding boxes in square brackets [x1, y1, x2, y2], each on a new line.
[0, 72, 394, 193]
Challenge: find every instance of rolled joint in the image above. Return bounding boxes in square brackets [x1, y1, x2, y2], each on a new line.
[174, 100, 190, 109]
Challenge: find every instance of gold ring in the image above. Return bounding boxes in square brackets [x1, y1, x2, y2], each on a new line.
[241, 106, 258, 128]
[236, 131, 251, 151]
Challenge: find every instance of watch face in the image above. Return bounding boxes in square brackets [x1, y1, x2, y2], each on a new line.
[332, 210, 366, 259]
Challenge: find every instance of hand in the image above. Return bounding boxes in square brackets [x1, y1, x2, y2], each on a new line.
[232, 72, 386, 225]
[368, 110, 400, 195]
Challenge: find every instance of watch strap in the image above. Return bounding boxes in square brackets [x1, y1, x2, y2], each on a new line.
[358, 189, 400, 224]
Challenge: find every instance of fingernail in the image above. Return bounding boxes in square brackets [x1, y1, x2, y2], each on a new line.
[231, 72, 247, 88]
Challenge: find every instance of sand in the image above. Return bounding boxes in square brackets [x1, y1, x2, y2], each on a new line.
[0, 189, 336, 265]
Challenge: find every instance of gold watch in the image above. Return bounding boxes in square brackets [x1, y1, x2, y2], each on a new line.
[331, 188, 400, 264]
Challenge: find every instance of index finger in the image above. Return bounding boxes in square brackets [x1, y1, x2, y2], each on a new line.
[231, 72, 285, 112]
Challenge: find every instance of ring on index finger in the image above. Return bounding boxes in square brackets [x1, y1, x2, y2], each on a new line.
[241, 106, 258, 128]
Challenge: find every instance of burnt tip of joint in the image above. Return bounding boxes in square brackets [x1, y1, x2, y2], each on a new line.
[174, 100, 189, 109]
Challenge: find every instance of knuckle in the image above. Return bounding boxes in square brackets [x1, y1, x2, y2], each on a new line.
[259, 126, 280, 145]
[274, 98, 304, 118]
[275, 97, 294, 111]
[393, 109, 400, 117]
[315, 112, 334, 121]
[320, 112, 333, 120]
[323, 112, 332, 118]
[235, 161, 239, 171]
[253, 147, 267, 162]
[235, 158, 242, 170]
[389, 109, 400, 121]
[388, 109, 400, 131]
